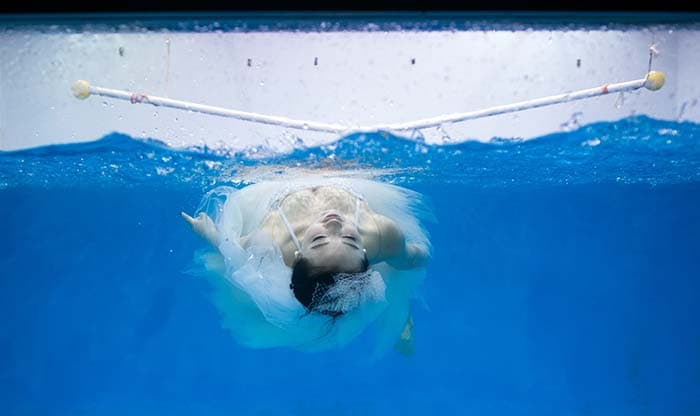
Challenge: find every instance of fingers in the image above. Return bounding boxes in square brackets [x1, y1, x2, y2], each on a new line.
[181, 211, 195, 225]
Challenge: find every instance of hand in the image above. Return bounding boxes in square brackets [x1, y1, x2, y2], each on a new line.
[181, 211, 221, 246]
[387, 242, 430, 270]
[406, 243, 430, 268]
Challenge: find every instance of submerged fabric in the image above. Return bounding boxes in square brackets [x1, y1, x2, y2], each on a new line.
[189, 175, 433, 356]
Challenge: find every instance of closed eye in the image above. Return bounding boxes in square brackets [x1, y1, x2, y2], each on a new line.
[342, 236, 360, 249]
[312, 235, 326, 242]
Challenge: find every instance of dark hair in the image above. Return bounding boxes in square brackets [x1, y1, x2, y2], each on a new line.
[290, 254, 370, 317]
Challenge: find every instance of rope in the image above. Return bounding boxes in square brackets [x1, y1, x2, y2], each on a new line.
[71, 71, 665, 135]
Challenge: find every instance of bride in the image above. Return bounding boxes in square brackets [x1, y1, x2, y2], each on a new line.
[182, 174, 433, 357]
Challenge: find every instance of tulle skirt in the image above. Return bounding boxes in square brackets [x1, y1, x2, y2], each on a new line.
[188, 174, 433, 357]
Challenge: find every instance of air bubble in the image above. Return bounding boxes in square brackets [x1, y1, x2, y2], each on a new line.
[560, 112, 583, 132]
[436, 125, 452, 143]
[614, 92, 625, 109]
[582, 138, 601, 147]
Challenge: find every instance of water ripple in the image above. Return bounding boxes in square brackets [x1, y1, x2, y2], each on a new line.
[1, 116, 698, 190]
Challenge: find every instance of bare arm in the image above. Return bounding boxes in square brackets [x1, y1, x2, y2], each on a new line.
[370, 214, 430, 270]
[181, 211, 252, 250]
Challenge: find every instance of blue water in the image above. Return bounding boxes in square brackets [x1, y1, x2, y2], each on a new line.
[1, 116, 699, 415]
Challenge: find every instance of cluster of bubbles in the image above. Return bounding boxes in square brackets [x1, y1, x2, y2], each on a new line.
[1, 115, 698, 190]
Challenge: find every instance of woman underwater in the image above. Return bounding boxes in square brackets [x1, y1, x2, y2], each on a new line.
[182, 174, 433, 357]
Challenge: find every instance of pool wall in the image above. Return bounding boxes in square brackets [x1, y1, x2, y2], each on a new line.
[1, 20, 699, 151]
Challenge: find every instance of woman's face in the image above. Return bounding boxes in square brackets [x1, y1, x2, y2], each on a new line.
[299, 210, 366, 271]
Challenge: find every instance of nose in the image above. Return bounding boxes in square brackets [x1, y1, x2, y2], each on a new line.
[324, 218, 343, 233]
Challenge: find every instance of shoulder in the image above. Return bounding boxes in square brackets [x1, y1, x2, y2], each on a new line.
[366, 213, 405, 261]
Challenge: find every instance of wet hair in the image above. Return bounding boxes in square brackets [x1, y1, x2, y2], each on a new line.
[290, 254, 370, 317]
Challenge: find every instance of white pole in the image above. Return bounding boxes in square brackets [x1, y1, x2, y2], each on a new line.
[72, 71, 665, 134]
